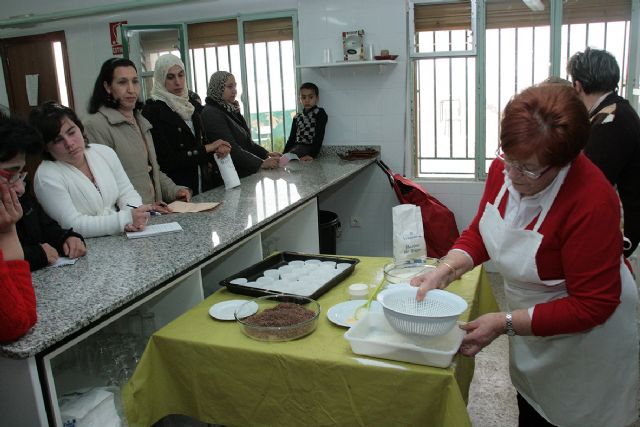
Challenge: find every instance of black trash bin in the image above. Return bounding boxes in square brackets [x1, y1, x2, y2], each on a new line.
[318, 210, 341, 254]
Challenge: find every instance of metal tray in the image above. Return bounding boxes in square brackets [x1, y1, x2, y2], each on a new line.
[220, 252, 360, 299]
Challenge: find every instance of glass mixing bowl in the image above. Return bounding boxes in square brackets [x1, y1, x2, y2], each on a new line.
[383, 257, 438, 284]
[234, 294, 320, 342]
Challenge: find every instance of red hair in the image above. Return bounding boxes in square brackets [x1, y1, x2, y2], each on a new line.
[500, 85, 589, 167]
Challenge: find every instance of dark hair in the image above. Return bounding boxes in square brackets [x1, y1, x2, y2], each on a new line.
[29, 101, 88, 161]
[0, 114, 43, 162]
[500, 85, 589, 167]
[88, 58, 144, 114]
[300, 82, 319, 97]
[566, 48, 620, 94]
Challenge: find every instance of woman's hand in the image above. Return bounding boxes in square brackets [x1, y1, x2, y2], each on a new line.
[175, 188, 191, 202]
[127, 206, 150, 231]
[409, 268, 452, 301]
[261, 157, 280, 169]
[206, 139, 231, 158]
[63, 236, 86, 259]
[300, 155, 314, 162]
[458, 313, 506, 357]
[0, 183, 22, 233]
[40, 243, 60, 265]
[268, 152, 282, 158]
[152, 201, 172, 214]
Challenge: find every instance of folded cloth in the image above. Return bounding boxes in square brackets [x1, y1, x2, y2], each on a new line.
[59, 387, 121, 427]
[338, 149, 380, 161]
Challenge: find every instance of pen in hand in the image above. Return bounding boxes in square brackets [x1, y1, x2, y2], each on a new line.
[127, 204, 161, 216]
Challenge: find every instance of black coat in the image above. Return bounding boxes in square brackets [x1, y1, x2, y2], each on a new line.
[16, 193, 84, 271]
[587, 93, 640, 257]
[201, 98, 269, 178]
[142, 99, 222, 194]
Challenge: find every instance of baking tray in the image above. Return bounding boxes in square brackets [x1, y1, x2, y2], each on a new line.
[220, 252, 360, 300]
[344, 311, 464, 368]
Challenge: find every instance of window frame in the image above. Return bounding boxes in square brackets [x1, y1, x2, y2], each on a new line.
[408, 0, 640, 181]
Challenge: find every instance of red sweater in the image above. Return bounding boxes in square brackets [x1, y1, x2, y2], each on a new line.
[455, 154, 623, 336]
[0, 251, 36, 342]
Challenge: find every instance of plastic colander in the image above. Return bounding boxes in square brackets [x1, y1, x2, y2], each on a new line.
[376, 286, 468, 336]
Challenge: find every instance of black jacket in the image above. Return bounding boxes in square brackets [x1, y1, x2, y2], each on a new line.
[142, 99, 222, 194]
[201, 98, 269, 178]
[586, 93, 640, 257]
[17, 193, 84, 271]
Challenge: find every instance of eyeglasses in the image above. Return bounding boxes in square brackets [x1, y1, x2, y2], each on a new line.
[0, 169, 27, 185]
[495, 148, 551, 180]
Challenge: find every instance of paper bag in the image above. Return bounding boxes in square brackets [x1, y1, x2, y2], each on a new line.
[392, 204, 427, 262]
[214, 154, 240, 189]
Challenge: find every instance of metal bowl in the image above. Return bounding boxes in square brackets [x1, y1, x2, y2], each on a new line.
[234, 294, 320, 342]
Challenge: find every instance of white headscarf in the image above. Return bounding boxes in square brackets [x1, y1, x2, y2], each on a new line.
[151, 54, 195, 121]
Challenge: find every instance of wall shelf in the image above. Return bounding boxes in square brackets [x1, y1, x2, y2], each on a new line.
[297, 59, 397, 69]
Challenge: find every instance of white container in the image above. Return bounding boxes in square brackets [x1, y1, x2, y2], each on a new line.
[321, 261, 337, 269]
[336, 263, 351, 271]
[263, 269, 280, 280]
[256, 276, 274, 286]
[344, 312, 464, 368]
[348, 283, 369, 300]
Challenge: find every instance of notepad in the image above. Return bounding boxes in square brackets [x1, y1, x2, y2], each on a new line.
[126, 222, 183, 239]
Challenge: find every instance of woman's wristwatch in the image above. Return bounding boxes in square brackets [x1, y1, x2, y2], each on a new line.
[505, 312, 516, 336]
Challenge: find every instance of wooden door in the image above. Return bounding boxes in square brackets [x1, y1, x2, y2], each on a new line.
[0, 31, 74, 119]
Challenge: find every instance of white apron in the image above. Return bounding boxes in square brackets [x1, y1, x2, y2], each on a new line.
[479, 177, 638, 427]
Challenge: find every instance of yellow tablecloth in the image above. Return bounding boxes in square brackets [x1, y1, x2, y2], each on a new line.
[123, 257, 499, 427]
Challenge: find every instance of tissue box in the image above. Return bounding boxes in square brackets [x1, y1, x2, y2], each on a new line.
[60, 388, 121, 427]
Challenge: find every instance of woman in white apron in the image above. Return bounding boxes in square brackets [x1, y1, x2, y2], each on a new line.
[411, 85, 638, 427]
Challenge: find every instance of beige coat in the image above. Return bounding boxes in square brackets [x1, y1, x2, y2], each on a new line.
[85, 106, 183, 204]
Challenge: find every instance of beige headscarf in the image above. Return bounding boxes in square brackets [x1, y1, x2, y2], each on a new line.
[151, 54, 194, 121]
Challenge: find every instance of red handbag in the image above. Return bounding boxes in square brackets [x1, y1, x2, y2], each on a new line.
[377, 160, 460, 258]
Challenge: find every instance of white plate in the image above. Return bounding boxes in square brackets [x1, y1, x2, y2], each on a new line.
[327, 300, 382, 328]
[209, 300, 258, 321]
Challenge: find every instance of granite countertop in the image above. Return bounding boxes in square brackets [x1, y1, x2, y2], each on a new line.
[0, 147, 379, 359]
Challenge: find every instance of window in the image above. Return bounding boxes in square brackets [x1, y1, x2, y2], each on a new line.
[412, 0, 635, 179]
[188, 15, 298, 152]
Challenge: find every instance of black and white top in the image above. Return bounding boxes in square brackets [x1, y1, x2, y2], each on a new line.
[283, 106, 328, 158]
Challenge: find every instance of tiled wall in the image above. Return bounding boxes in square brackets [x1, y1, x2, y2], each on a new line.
[299, 0, 485, 257]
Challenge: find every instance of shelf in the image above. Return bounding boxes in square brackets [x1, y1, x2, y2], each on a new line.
[297, 60, 397, 69]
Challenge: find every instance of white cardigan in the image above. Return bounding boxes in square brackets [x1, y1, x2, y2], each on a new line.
[34, 144, 142, 238]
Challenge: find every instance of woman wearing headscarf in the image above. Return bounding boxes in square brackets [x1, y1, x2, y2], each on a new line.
[84, 58, 189, 208]
[200, 71, 280, 178]
[142, 54, 231, 195]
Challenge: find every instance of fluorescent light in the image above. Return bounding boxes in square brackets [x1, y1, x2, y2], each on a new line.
[522, 0, 545, 11]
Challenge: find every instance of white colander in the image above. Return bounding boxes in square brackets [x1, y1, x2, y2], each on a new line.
[376, 286, 468, 336]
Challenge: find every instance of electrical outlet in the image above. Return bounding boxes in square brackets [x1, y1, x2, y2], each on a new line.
[350, 216, 362, 227]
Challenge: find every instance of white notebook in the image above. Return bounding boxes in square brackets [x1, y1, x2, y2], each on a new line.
[126, 222, 183, 239]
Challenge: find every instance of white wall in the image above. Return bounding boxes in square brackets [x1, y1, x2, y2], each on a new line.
[0, 0, 485, 258]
